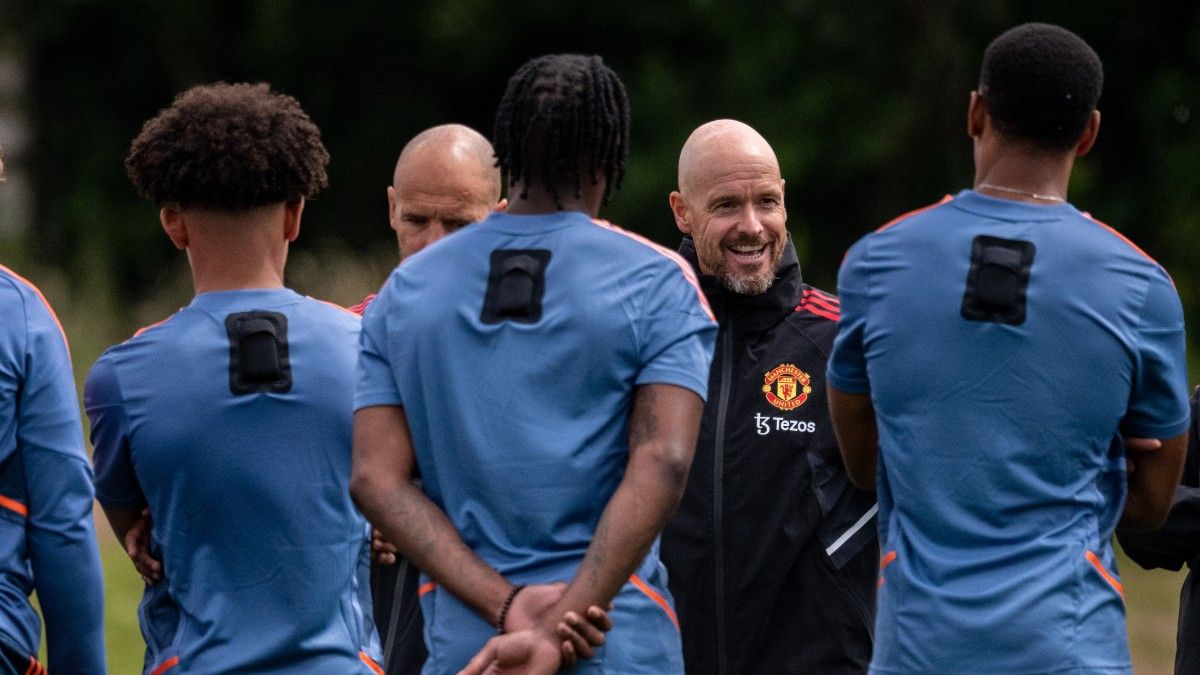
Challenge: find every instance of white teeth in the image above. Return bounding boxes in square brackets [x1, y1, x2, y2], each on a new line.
[730, 244, 764, 253]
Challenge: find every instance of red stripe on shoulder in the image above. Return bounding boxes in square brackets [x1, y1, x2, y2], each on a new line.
[875, 195, 954, 233]
[797, 304, 840, 322]
[347, 293, 377, 316]
[801, 289, 840, 313]
[0, 264, 70, 349]
[590, 219, 716, 322]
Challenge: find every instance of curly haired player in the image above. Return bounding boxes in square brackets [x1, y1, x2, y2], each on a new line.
[86, 82, 383, 674]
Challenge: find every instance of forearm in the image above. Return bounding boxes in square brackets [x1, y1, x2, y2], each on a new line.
[546, 384, 700, 628]
[1119, 484, 1200, 569]
[1121, 432, 1188, 532]
[555, 449, 689, 619]
[828, 383, 879, 490]
[352, 474, 512, 625]
[351, 405, 512, 626]
[102, 504, 143, 547]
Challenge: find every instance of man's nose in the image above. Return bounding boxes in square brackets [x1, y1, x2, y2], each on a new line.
[736, 203, 765, 236]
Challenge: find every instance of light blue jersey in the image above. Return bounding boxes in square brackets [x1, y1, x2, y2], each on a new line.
[87, 288, 381, 675]
[356, 211, 716, 674]
[0, 265, 105, 673]
[829, 191, 1189, 674]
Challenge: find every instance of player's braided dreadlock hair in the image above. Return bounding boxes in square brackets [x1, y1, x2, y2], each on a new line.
[493, 54, 629, 208]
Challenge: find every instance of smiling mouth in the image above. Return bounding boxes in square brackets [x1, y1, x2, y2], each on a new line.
[727, 242, 769, 260]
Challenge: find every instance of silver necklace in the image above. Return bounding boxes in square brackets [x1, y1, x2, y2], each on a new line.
[977, 183, 1064, 203]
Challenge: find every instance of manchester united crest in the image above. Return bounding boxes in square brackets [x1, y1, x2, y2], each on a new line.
[762, 363, 812, 411]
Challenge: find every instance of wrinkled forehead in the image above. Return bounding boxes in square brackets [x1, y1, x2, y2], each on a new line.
[394, 150, 497, 202]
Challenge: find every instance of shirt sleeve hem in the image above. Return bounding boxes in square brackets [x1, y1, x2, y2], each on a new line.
[1120, 417, 1191, 440]
[354, 394, 404, 412]
[827, 371, 871, 395]
[634, 369, 709, 402]
[95, 492, 147, 511]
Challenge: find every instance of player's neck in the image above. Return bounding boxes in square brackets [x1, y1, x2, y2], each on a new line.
[973, 144, 1074, 205]
[504, 179, 604, 216]
[187, 242, 287, 295]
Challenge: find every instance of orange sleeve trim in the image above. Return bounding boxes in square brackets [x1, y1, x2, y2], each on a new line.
[0, 264, 70, 351]
[1080, 213, 1172, 286]
[23, 655, 43, 675]
[878, 550, 898, 588]
[875, 195, 954, 233]
[0, 495, 28, 518]
[589, 219, 716, 323]
[629, 574, 679, 630]
[149, 655, 180, 675]
[418, 581, 436, 597]
[359, 651, 385, 675]
[132, 313, 177, 339]
[1085, 550, 1124, 598]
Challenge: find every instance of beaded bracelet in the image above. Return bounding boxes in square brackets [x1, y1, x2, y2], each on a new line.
[496, 584, 527, 634]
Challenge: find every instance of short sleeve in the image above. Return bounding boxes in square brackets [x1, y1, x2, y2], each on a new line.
[84, 353, 146, 509]
[354, 282, 404, 410]
[1120, 269, 1189, 439]
[828, 239, 872, 394]
[634, 263, 717, 400]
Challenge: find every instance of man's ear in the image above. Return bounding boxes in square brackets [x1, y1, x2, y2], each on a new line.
[1075, 110, 1101, 157]
[967, 90, 986, 139]
[160, 207, 188, 250]
[283, 198, 304, 242]
[669, 191, 692, 235]
[387, 186, 399, 231]
[494, 197, 508, 212]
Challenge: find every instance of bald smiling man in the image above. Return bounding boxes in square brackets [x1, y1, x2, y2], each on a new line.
[355, 124, 503, 674]
[660, 120, 878, 674]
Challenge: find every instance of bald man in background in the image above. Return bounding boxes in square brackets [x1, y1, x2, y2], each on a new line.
[353, 124, 503, 674]
[350, 124, 502, 312]
[660, 120, 877, 674]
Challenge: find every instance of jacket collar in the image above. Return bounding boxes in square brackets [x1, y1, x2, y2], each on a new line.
[678, 234, 803, 333]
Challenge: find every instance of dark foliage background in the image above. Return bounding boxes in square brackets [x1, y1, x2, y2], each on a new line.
[9, 0, 1200, 321]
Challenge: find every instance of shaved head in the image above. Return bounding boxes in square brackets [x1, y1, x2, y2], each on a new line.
[670, 119, 787, 295]
[394, 124, 501, 204]
[677, 119, 780, 197]
[387, 124, 502, 258]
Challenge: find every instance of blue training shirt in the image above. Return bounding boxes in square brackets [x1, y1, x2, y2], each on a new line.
[86, 288, 382, 675]
[829, 190, 1189, 674]
[0, 265, 105, 673]
[356, 210, 717, 673]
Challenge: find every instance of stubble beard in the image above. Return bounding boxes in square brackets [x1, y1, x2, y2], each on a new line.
[699, 234, 785, 296]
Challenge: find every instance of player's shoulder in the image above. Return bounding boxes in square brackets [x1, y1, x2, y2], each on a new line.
[300, 294, 363, 326]
[794, 285, 840, 324]
[0, 264, 59, 323]
[872, 195, 956, 236]
[790, 284, 840, 349]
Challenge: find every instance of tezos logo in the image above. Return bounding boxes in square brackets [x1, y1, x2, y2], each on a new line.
[755, 413, 816, 436]
[762, 363, 812, 411]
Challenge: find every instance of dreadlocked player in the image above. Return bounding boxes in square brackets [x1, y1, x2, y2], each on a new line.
[351, 54, 716, 674]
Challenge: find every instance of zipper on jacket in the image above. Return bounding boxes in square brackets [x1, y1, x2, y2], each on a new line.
[712, 313, 733, 675]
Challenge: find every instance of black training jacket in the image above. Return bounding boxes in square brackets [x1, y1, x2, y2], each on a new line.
[1118, 387, 1200, 675]
[661, 236, 878, 675]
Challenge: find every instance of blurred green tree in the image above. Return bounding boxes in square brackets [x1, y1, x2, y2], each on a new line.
[11, 0, 1200, 326]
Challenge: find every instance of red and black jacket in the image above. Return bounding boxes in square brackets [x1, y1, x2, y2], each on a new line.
[661, 236, 877, 675]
